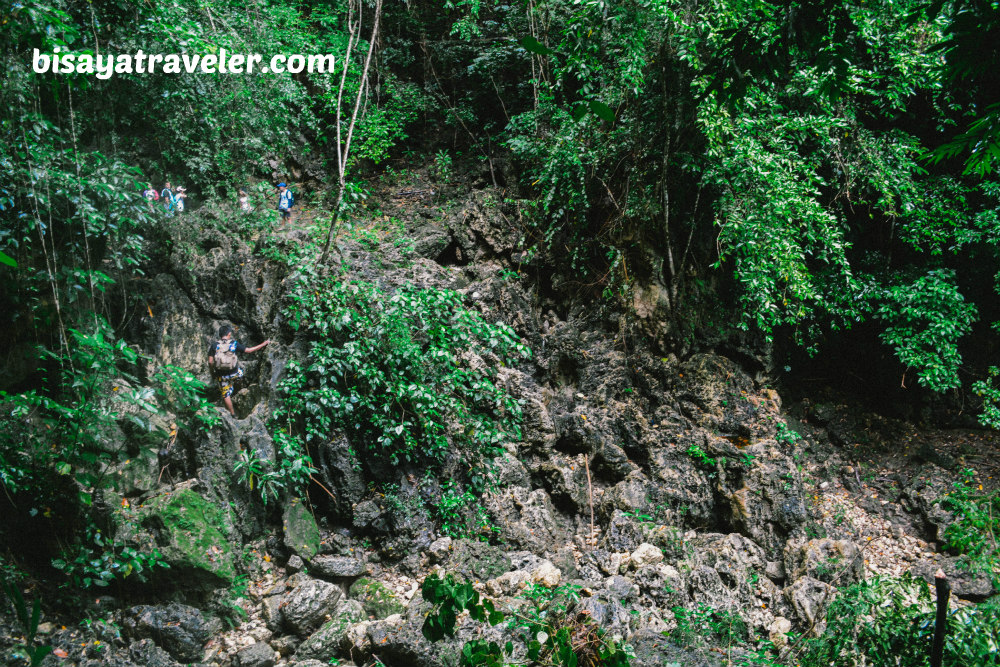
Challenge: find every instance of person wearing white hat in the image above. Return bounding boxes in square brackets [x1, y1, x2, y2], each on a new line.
[175, 186, 187, 213]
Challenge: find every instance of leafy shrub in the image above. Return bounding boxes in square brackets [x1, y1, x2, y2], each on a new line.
[0, 317, 213, 587]
[1, 576, 51, 666]
[153, 365, 220, 431]
[437, 480, 491, 538]
[277, 264, 529, 521]
[670, 604, 748, 647]
[51, 522, 169, 589]
[937, 470, 1000, 584]
[801, 574, 1000, 667]
[234, 439, 317, 505]
[421, 573, 632, 667]
[972, 367, 1000, 430]
[877, 269, 977, 391]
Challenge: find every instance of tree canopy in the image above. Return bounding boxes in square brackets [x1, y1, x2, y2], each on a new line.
[5, 0, 1000, 470]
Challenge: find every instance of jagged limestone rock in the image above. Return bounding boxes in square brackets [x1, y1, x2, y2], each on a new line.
[630, 543, 664, 568]
[295, 599, 365, 660]
[784, 538, 865, 586]
[784, 576, 837, 635]
[309, 555, 367, 579]
[280, 577, 343, 635]
[122, 603, 211, 663]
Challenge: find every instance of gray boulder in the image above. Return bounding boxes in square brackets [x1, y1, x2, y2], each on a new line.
[122, 603, 210, 663]
[310, 555, 367, 579]
[784, 576, 836, 635]
[233, 643, 277, 667]
[784, 538, 864, 586]
[281, 578, 344, 635]
[295, 600, 365, 660]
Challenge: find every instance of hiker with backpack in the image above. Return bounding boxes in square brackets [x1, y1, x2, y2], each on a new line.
[208, 325, 270, 417]
[161, 182, 176, 214]
[276, 182, 294, 222]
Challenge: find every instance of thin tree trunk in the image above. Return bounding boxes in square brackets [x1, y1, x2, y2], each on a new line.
[931, 570, 950, 667]
[321, 0, 383, 264]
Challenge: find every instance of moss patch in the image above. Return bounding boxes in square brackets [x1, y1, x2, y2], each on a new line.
[349, 577, 405, 619]
[139, 488, 236, 586]
[283, 498, 321, 559]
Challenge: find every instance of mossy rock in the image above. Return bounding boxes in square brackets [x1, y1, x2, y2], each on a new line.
[295, 599, 365, 660]
[114, 446, 163, 497]
[283, 498, 321, 559]
[138, 488, 236, 587]
[448, 539, 512, 581]
[348, 577, 405, 619]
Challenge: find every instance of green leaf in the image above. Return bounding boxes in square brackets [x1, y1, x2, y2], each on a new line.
[0, 251, 16, 267]
[587, 100, 615, 122]
[521, 36, 554, 56]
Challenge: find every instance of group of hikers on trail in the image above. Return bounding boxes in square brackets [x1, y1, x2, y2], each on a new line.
[143, 181, 295, 221]
[143, 181, 187, 213]
[236, 182, 295, 221]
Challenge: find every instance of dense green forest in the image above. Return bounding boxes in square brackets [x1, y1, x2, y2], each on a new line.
[3, 1, 1000, 666]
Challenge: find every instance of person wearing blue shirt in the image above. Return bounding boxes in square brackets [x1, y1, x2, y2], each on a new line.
[277, 182, 294, 222]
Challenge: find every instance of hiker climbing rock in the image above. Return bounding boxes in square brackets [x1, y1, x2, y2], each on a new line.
[276, 182, 294, 222]
[208, 325, 270, 417]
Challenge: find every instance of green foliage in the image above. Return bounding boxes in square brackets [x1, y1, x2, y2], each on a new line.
[153, 365, 220, 431]
[234, 448, 285, 505]
[0, 317, 216, 593]
[0, 318, 214, 501]
[421, 572, 504, 642]
[937, 470, 1000, 584]
[1, 319, 142, 502]
[878, 269, 977, 391]
[432, 150, 455, 183]
[775, 421, 801, 446]
[686, 444, 717, 469]
[801, 574, 1000, 667]
[51, 523, 169, 589]
[669, 604, 748, 647]
[422, 573, 632, 667]
[278, 262, 528, 530]
[437, 480, 492, 539]
[973, 366, 1000, 430]
[0, 577, 52, 667]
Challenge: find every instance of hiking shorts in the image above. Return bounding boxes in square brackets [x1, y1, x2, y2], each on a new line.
[217, 367, 244, 398]
[279, 208, 291, 221]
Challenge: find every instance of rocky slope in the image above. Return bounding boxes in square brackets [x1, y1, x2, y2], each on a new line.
[2, 172, 997, 667]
